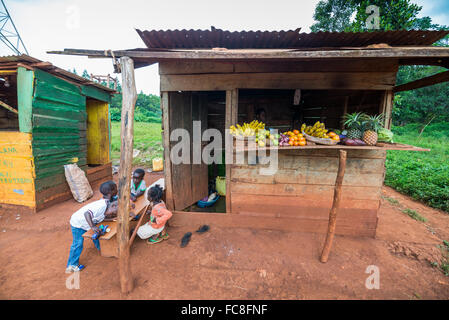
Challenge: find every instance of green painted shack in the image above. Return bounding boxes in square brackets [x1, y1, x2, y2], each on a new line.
[0, 55, 115, 212]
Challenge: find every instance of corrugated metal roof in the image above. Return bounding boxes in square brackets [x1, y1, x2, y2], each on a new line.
[136, 28, 449, 49]
[0, 54, 115, 92]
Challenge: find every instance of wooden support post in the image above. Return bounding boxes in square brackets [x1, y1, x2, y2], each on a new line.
[0, 100, 18, 114]
[117, 56, 136, 294]
[380, 90, 394, 130]
[320, 150, 347, 263]
[129, 204, 150, 249]
[341, 96, 348, 130]
[225, 89, 238, 213]
[161, 91, 175, 211]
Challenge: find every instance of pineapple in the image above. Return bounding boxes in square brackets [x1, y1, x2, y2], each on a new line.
[343, 112, 364, 139]
[362, 114, 384, 146]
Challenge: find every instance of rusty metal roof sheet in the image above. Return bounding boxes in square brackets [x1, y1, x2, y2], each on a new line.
[0, 54, 115, 92]
[136, 28, 449, 49]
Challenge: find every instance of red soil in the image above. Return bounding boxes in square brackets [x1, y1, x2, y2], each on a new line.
[1, 171, 449, 300]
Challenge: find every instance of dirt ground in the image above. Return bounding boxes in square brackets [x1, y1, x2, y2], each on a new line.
[1, 171, 449, 300]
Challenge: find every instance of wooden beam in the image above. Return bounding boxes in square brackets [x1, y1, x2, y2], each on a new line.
[0, 100, 18, 114]
[394, 70, 449, 92]
[341, 96, 348, 130]
[160, 72, 396, 91]
[117, 56, 136, 294]
[320, 150, 347, 263]
[161, 91, 175, 211]
[48, 47, 449, 61]
[380, 90, 393, 130]
[0, 70, 17, 75]
[159, 59, 399, 75]
[225, 89, 238, 213]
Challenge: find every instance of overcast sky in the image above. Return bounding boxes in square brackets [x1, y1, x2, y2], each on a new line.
[2, 0, 448, 95]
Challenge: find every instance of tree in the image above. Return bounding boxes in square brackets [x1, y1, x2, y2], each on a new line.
[82, 70, 90, 79]
[310, 0, 356, 32]
[350, 0, 422, 31]
[310, 0, 449, 128]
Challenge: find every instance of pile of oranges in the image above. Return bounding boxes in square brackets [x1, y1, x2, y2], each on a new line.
[328, 132, 340, 142]
[284, 130, 307, 146]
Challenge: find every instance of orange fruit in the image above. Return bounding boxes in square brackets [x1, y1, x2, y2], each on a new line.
[294, 141, 300, 146]
[298, 134, 303, 138]
[299, 140, 306, 146]
[332, 135, 340, 141]
[288, 140, 294, 146]
[293, 130, 300, 135]
[328, 132, 336, 138]
[299, 137, 306, 142]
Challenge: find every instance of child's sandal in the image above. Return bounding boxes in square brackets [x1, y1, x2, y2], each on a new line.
[147, 236, 163, 245]
[161, 233, 170, 240]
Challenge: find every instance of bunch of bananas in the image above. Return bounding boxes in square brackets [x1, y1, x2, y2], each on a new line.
[230, 120, 265, 137]
[302, 121, 330, 139]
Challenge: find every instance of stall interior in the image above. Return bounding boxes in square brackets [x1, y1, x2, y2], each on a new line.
[0, 71, 19, 131]
[238, 89, 384, 132]
[177, 88, 385, 214]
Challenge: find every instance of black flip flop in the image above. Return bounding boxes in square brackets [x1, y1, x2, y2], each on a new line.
[195, 225, 210, 234]
[180, 232, 192, 248]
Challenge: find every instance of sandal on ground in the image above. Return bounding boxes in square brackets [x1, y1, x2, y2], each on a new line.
[180, 232, 192, 248]
[196, 225, 210, 234]
[147, 236, 163, 245]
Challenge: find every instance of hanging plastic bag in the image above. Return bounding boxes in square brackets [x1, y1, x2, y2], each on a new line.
[64, 163, 93, 203]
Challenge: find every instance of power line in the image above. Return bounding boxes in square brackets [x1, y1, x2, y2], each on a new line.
[0, 0, 28, 55]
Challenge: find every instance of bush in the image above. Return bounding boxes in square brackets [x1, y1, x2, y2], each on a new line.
[385, 123, 449, 213]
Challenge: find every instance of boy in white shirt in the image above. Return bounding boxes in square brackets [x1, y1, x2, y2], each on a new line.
[66, 181, 119, 273]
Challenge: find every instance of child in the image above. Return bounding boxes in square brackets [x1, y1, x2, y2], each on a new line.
[137, 184, 172, 244]
[65, 181, 119, 273]
[130, 168, 146, 202]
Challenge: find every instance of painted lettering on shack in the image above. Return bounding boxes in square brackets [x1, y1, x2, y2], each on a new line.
[0, 177, 32, 184]
[0, 159, 14, 168]
[0, 147, 17, 154]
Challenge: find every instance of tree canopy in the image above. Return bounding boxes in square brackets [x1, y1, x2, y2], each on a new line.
[311, 0, 449, 126]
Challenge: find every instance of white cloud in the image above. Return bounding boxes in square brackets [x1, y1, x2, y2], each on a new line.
[3, 0, 319, 95]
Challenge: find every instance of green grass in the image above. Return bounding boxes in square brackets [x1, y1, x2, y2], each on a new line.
[111, 122, 163, 167]
[401, 208, 427, 222]
[385, 123, 449, 213]
[433, 240, 449, 276]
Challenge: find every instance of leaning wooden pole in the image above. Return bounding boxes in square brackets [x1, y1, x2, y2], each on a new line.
[117, 56, 137, 294]
[320, 150, 347, 263]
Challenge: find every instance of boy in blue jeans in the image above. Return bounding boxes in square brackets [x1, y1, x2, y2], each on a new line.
[65, 181, 119, 273]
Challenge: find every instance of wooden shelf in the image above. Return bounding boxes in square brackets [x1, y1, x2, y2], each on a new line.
[233, 142, 430, 153]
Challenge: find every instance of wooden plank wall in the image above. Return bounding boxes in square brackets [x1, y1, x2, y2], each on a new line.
[0, 132, 36, 208]
[159, 59, 398, 92]
[32, 69, 88, 210]
[229, 149, 386, 237]
[169, 92, 209, 210]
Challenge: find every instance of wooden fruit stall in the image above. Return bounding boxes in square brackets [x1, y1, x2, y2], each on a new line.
[0, 55, 115, 212]
[50, 29, 449, 238]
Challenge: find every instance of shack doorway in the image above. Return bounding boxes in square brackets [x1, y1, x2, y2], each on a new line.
[86, 97, 110, 166]
[168, 91, 227, 213]
[0, 70, 18, 131]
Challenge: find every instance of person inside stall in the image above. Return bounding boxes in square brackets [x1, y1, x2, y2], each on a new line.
[255, 108, 266, 124]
